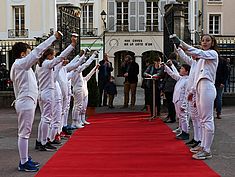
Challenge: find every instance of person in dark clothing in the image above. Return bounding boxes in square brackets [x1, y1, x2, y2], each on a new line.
[0, 63, 9, 78]
[214, 57, 229, 119]
[144, 56, 164, 118]
[121, 55, 139, 109]
[104, 76, 117, 108]
[162, 53, 179, 123]
[0, 63, 11, 91]
[98, 53, 113, 107]
[141, 59, 151, 111]
[224, 58, 231, 92]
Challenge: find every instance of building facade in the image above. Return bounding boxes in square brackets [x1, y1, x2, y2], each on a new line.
[0, 0, 57, 70]
[202, 0, 235, 36]
[4, 0, 232, 87]
[105, 0, 201, 85]
[0, 0, 201, 86]
[202, 0, 235, 92]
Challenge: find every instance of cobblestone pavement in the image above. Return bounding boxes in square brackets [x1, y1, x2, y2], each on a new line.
[0, 87, 234, 177]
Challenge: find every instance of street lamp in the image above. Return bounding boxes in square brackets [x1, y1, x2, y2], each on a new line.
[100, 10, 107, 58]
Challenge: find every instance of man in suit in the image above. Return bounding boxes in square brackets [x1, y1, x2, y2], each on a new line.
[98, 53, 113, 107]
[121, 55, 139, 109]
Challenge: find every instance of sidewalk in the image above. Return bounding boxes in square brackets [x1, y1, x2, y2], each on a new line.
[0, 87, 234, 177]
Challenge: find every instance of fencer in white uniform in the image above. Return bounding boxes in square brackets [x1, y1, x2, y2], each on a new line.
[35, 41, 75, 151]
[178, 34, 218, 160]
[10, 32, 61, 171]
[164, 61, 190, 140]
[71, 51, 98, 128]
[80, 64, 100, 124]
[49, 64, 63, 143]
[176, 47, 201, 147]
[56, 49, 88, 134]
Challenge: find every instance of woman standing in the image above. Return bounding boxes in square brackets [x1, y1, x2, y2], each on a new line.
[175, 34, 218, 160]
[11, 32, 61, 171]
[35, 37, 76, 151]
[144, 56, 164, 118]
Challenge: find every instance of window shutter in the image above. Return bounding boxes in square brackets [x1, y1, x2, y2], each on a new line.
[129, 0, 137, 31]
[108, 0, 116, 32]
[138, 0, 146, 31]
[159, 0, 166, 31]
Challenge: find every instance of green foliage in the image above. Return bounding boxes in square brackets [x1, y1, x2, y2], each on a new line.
[83, 61, 99, 107]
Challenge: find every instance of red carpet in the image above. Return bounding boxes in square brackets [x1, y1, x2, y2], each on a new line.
[35, 112, 220, 177]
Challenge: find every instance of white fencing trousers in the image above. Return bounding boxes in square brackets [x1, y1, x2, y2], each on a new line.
[196, 79, 216, 153]
[52, 82, 63, 138]
[37, 89, 55, 145]
[188, 97, 201, 142]
[50, 99, 62, 141]
[174, 100, 189, 133]
[63, 94, 72, 127]
[15, 96, 37, 164]
[18, 137, 28, 164]
[60, 96, 68, 127]
[81, 95, 89, 124]
[82, 95, 88, 114]
[72, 88, 83, 124]
[60, 86, 68, 127]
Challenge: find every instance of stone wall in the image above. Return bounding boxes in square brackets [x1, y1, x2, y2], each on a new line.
[223, 93, 235, 106]
[0, 91, 15, 108]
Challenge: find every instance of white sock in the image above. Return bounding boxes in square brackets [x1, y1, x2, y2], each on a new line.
[181, 118, 189, 133]
[49, 127, 58, 142]
[18, 137, 28, 164]
[37, 121, 42, 142]
[78, 114, 83, 125]
[192, 118, 201, 142]
[41, 122, 49, 145]
[63, 108, 69, 126]
[204, 128, 214, 153]
[200, 125, 206, 148]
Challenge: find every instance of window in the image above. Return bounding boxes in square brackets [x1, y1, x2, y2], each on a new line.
[107, 0, 115, 31]
[81, 4, 94, 35]
[208, 0, 223, 4]
[209, 14, 221, 35]
[208, 0, 222, 1]
[129, 0, 145, 32]
[13, 6, 25, 37]
[116, 1, 128, 32]
[177, 0, 189, 29]
[146, 1, 158, 32]
[108, 0, 161, 32]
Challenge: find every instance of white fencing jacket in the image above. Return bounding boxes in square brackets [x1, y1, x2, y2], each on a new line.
[57, 54, 87, 97]
[186, 47, 218, 87]
[36, 44, 74, 92]
[177, 48, 198, 94]
[71, 53, 97, 90]
[10, 35, 57, 102]
[164, 64, 189, 104]
[83, 65, 98, 97]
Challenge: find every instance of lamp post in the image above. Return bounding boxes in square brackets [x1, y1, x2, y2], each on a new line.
[100, 10, 107, 59]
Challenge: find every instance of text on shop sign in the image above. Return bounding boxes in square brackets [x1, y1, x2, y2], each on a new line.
[124, 39, 153, 46]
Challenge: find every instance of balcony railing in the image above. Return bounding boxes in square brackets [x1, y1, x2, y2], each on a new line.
[81, 28, 98, 37]
[8, 29, 29, 38]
